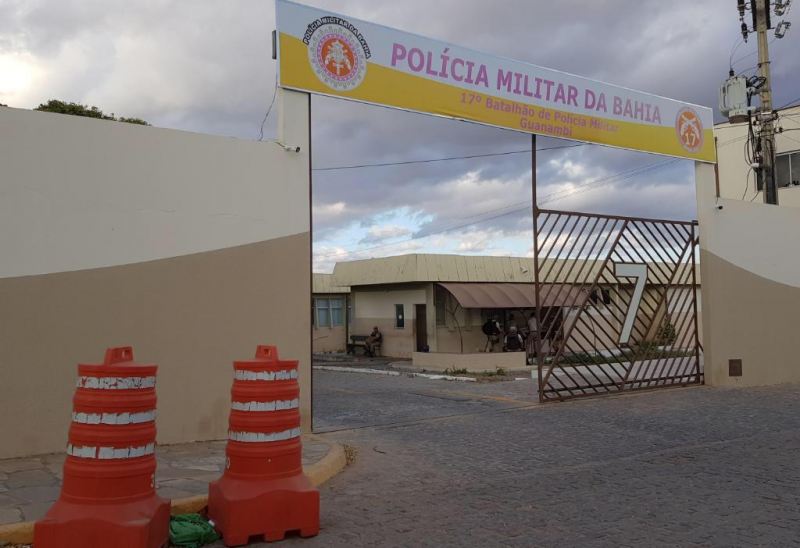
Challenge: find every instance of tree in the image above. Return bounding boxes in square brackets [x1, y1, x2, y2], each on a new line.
[34, 99, 149, 125]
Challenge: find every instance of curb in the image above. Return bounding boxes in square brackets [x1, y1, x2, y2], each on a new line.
[0, 520, 33, 546]
[409, 372, 476, 382]
[302, 435, 348, 487]
[313, 365, 477, 382]
[0, 436, 349, 546]
[313, 365, 400, 376]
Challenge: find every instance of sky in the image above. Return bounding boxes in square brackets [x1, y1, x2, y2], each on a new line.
[2, 0, 798, 272]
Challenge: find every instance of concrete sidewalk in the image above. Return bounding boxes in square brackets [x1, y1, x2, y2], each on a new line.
[0, 435, 338, 527]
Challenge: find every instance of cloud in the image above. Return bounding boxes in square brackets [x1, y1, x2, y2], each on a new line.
[358, 224, 413, 244]
[3, 0, 798, 272]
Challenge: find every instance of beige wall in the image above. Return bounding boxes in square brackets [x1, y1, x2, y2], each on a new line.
[715, 106, 800, 206]
[351, 285, 428, 358]
[412, 351, 527, 372]
[0, 89, 312, 459]
[696, 162, 800, 387]
[312, 325, 347, 352]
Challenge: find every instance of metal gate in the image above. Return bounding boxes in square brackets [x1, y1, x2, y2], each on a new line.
[533, 208, 702, 401]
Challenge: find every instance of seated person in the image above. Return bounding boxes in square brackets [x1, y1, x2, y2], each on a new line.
[365, 326, 383, 357]
[503, 325, 524, 352]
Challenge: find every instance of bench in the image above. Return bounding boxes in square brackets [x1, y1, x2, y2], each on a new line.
[347, 335, 381, 357]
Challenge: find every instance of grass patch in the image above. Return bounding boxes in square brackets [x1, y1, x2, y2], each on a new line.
[559, 347, 696, 366]
[477, 367, 508, 378]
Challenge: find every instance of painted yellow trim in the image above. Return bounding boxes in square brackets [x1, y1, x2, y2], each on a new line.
[280, 33, 715, 162]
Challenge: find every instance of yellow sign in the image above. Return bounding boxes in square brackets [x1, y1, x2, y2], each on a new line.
[276, 0, 715, 162]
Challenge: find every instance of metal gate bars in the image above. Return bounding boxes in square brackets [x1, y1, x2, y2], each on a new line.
[532, 209, 702, 401]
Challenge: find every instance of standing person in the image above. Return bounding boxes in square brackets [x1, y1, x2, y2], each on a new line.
[482, 315, 502, 352]
[504, 325, 524, 352]
[527, 311, 539, 362]
[365, 326, 382, 357]
[507, 313, 518, 330]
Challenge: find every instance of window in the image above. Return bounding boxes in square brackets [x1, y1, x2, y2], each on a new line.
[330, 298, 343, 326]
[314, 298, 327, 327]
[395, 304, 405, 328]
[776, 151, 800, 188]
[590, 288, 612, 305]
[313, 297, 344, 327]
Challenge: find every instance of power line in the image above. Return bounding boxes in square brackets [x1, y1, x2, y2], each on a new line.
[729, 36, 746, 69]
[314, 158, 679, 262]
[777, 95, 800, 110]
[717, 134, 750, 148]
[732, 36, 777, 68]
[312, 143, 586, 171]
[257, 80, 278, 142]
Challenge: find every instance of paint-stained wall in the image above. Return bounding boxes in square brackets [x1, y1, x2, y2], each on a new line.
[0, 90, 311, 459]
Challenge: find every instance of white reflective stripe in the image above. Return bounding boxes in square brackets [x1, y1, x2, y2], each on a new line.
[76, 376, 156, 390]
[66, 444, 97, 458]
[71, 410, 157, 425]
[67, 442, 155, 459]
[233, 369, 298, 381]
[228, 427, 301, 443]
[231, 399, 299, 412]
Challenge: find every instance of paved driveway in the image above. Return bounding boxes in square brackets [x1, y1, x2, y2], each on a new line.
[232, 369, 800, 547]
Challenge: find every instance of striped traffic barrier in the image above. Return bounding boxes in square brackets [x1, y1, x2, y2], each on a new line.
[208, 345, 319, 546]
[34, 347, 170, 548]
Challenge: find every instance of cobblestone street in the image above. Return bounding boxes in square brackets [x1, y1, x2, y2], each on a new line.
[273, 368, 800, 547]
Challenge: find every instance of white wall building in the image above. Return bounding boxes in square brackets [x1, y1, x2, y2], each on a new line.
[715, 105, 800, 206]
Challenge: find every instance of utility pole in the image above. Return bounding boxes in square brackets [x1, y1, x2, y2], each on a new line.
[755, 0, 779, 205]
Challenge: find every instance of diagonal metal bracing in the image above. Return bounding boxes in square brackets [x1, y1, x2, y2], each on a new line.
[533, 209, 702, 401]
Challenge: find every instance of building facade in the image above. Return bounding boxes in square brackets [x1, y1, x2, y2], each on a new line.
[311, 274, 350, 353]
[320, 254, 699, 360]
[715, 105, 800, 206]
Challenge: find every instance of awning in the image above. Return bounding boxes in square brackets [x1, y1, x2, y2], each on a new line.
[438, 283, 588, 309]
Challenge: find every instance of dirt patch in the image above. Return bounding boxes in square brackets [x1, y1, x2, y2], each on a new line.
[343, 444, 358, 466]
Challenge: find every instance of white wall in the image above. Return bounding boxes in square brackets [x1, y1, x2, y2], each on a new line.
[0, 105, 309, 277]
[715, 107, 800, 206]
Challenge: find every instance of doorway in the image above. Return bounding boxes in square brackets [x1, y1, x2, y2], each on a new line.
[415, 304, 428, 352]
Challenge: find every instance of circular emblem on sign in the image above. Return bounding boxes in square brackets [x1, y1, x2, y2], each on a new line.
[675, 107, 704, 153]
[307, 23, 367, 91]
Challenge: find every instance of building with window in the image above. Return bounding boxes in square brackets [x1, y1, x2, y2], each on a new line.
[325, 254, 699, 365]
[715, 104, 800, 206]
[311, 273, 350, 353]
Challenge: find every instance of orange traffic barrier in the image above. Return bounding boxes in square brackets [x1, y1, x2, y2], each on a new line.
[34, 347, 170, 548]
[208, 345, 319, 546]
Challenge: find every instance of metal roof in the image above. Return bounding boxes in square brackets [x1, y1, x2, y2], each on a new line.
[331, 254, 698, 287]
[312, 273, 350, 294]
